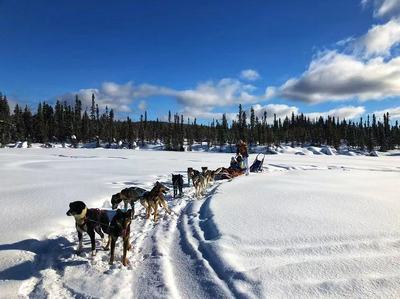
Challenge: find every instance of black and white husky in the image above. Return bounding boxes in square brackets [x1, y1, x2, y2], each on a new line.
[66, 201, 110, 256]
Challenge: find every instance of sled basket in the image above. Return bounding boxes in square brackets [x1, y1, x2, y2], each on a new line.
[249, 153, 265, 173]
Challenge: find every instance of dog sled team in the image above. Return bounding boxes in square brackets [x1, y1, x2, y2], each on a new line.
[67, 140, 265, 266]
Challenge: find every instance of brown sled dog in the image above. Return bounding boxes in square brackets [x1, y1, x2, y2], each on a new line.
[111, 186, 147, 218]
[109, 209, 133, 266]
[188, 168, 207, 198]
[203, 167, 223, 185]
[141, 181, 172, 222]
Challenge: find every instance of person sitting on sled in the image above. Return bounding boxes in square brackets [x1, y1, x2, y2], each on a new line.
[230, 154, 243, 170]
[236, 140, 249, 175]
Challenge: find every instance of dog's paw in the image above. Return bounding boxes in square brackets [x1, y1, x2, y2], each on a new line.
[122, 258, 130, 267]
[91, 250, 97, 257]
[75, 245, 83, 255]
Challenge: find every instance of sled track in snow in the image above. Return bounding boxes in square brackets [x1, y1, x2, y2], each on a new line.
[174, 187, 263, 299]
[19, 173, 237, 298]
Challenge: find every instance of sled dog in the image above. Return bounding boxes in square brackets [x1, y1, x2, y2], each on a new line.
[111, 186, 147, 217]
[188, 168, 207, 198]
[172, 174, 184, 198]
[66, 201, 110, 255]
[187, 167, 200, 186]
[141, 181, 172, 222]
[109, 209, 133, 266]
[203, 167, 223, 185]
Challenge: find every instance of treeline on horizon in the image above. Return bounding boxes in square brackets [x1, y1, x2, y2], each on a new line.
[0, 92, 399, 151]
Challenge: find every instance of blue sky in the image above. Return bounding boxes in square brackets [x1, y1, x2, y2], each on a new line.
[1, 0, 400, 122]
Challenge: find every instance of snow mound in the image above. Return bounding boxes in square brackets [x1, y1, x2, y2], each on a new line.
[307, 146, 323, 155]
[370, 150, 379, 157]
[321, 146, 337, 155]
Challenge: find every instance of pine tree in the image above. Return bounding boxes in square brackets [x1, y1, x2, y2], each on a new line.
[0, 93, 11, 121]
[74, 95, 82, 140]
[139, 114, 144, 146]
[13, 104, 24, 141]
[109, 109, 114, 143]
[186, 118, 193, 151]
[249, 107, 255, 146]
[22, 105, 33, 142]
[180, 114, 184, 151]
[0, 94, 11, 145]
[165, 110, 172, 150]
[241, 111, 247, 142]
[34, 103, 48, 143]
[81, 110, 90, 142]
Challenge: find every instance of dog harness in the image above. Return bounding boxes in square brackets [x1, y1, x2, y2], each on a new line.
[79, 208, 105, 229]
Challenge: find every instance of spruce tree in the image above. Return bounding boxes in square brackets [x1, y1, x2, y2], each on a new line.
[249, 107, 255, 146]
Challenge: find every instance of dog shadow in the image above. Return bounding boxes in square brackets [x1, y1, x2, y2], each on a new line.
[111, 181, 142, 186]
[0, 236, 86, 281]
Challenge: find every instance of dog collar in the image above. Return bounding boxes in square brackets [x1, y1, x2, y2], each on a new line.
[75, 207, 88, 226]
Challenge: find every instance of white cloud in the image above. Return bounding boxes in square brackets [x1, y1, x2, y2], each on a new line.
[362, 0, 400, 18]
[270, 50, 400, 103]
[376, 0, 400, 18]
[373, 106, 400, 118]
[176, 78, 257, 108]
[251, 104, 299, 122]
[306, 106, 366, 120]
[180, 106, 235, 122]
[265, 2, 400, 104]
[355, 18, 400, 56]
[265, 87, 276, 99]
[361, 0, 370, 8]
[55, 78, 371, 123]
[58, 78, 260, 113]
[59, 82, 135, 113]
[240, 69, 261, 81]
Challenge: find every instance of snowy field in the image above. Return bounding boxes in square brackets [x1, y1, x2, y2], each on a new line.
[0, 148, 399, 298]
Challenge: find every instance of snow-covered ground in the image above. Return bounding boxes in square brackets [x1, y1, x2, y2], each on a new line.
[7, 141, 399, 158]
[0, 148, 399, 298]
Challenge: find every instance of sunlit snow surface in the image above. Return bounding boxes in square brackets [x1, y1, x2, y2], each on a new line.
[0, 148, 399, 298]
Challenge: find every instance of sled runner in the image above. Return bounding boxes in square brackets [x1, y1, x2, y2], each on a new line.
[250, 153, 265, 173]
